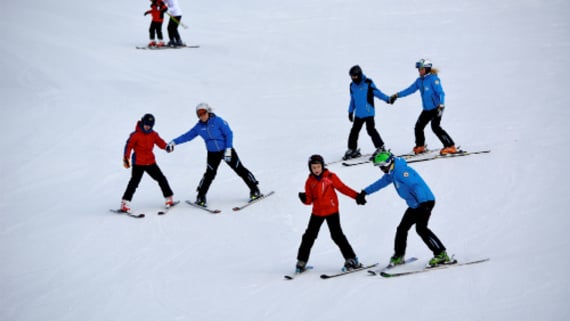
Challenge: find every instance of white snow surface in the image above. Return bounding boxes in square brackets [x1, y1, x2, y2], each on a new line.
[1, 0, 570, 320]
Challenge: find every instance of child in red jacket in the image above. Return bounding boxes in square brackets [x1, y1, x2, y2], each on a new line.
[144, 0, 168, 47]
[120, 114, 174, 213]
[295, 154, 366, 273]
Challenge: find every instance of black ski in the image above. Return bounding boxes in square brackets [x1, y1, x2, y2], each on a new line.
[406, 150, 491, 164]
[109, 209, 145, 219]
[185, 200, 221, 214]
[232, 191, 275, 211]
[136, 44, 200, 50]
[157, 200, 180, 215]
[380, 258, 490, 278]
[320, 263, 379, 279]
[367, 257, 418, 276]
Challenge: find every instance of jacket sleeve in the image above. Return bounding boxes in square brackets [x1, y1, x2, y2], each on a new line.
[303, 178, 313, 205]
[172, 124, 199, 145]
[398, 79, 420, 98]
[154, 132, 168, 149]
[218, 118, 234, 149]
[371, 82, 390, 103]
[123, 132, 136, 160]
[331, 173, 358, 199]
[432, 76, 445, 105]
[348, 84, 356, 113]
[363, 174, 392, 195]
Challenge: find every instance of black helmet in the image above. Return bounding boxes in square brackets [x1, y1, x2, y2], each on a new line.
[308, 154, 325, 171]
[141, 113, 155, 128]
[349, 65, 363, 83]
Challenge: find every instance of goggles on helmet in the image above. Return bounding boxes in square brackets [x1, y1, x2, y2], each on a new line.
[373, 151, 394, 169]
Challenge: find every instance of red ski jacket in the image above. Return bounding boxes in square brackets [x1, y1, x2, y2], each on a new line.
[124, 121, 167, 166]
[302, 169, 358, 216]
[145, 1, 167, 22]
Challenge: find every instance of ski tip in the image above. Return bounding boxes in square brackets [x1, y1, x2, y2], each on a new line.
[284, 275, 294, 280]
[319, 274, 330, 279]
[367, 270, 378, 276]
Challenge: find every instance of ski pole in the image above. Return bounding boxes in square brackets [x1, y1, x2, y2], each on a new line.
[166, 12, 188, 29]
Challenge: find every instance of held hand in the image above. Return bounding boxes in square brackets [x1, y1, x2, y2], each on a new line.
[348, 112, 354, 122]
[388, 94, 398, 105]
[224, 148, 232, 162]
[166, 141, 175, 153]
[437, 105, 445, 117]
[123, 158, 130, 169]
[355, 190, 367, 205]
[144, 11, 149, 16]
[298, 192, 307, 203]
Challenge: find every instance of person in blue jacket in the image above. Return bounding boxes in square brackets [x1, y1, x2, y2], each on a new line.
[167, 103, 261, 206]
[344, 65, 391, 160]
[355, 151, 452, 267]
[389, 59, 457, 156]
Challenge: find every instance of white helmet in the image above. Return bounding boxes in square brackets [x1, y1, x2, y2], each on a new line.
[415, 58, 433, 69]
[195, 102, 212, 114]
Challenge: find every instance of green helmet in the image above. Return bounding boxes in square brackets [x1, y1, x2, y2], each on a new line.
[373, 151, 394, 168]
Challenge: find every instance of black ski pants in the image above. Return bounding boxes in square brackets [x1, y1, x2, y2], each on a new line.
[415, 109, 455, 148]
[149, 21, 164, 40]
[297, 212, 357, 263]
[197, 149, 258, 197]
[348, 116, 384, 150]
[394, 201, 446, 257]
[122, 163, 173, 201]
[167, 15, 182, 43]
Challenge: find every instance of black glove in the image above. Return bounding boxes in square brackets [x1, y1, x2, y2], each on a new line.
[355, 191, 367, 205]
[389, 94, 398, 104]
[144, 11, 149, 16]
[348, 112, 354, 122]
[298, 192, 307, 203]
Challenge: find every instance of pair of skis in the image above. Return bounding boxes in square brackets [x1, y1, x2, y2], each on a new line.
[136, 44, 200, 50]
[284, 257, 489, 280]
[186, 190, 276, 214]
[109, 200, 181, 219]
[341, 149, 491, 167]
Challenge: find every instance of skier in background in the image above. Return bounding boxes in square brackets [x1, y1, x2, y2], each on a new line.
[163, 0, 184, 47]
[344, 65, 391, 161]
[120, 114, 175, 213]
[388, 59, 458, 155]
[295, 154, 367, 273]
[144, 0, 168, 47]
[166, 103, 261, 207]
[356, 151, 452, 267]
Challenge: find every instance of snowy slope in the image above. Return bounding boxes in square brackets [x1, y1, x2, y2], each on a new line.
[1, 0, 569, 320]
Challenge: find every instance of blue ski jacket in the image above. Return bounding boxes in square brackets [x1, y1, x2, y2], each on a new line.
[363, 157, 435, 209]
[172, 113, 233, 152]
[397, 72, 445, 111]
[348, 74, 389, 118]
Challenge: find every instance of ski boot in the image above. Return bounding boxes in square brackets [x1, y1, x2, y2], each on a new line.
[428, 251, 451, 267]
[165, 196, 174, 208]
[343, 257, 363, 271]
[148, 40, 157, 48]
[440, 146, 458, 155]
[389, 254, 405, 267]
[156, 40, 165, 47]
[120, 200, 131, 213]
[195, 194, 207, 207]
[342, 148, 361, 160]
[249, 187, 262, 202]
[413, 145, 427, 155]
[296, 260, 307, 273]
